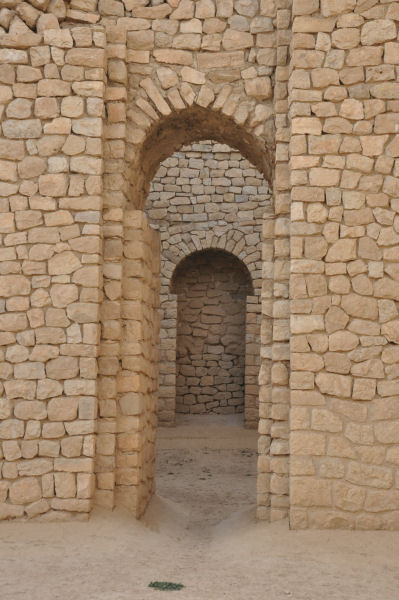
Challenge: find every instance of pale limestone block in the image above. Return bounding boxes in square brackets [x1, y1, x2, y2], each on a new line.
[3, 440, 21, 461]
[46, 357, 79, 380]
[55, 472, 76, 499]
[61, 436, 83, 458]
[14, 362, 45, 380]
[77, 473, 95, 499]
[332, 28, 360, 50]
[54, 457, 93, 473]
[361, 20, 396, 46]
[0, 274, 30, 297]
[244, 76, 272, 99]
[153, 48, 193, 65]
[72, 117, 102, 137]
[325, 239, 356, 262]
[339, 98, 364, 120]
[9, 478, 41, 505]
[181, 66, 206, 85]
[17, 459, 53, 477]
[66, 48, 105, 68]
[329, 331, 358, 352]
[156, 66, 178, 90]
[291, 478, 331, 506]
[62, 135, 86, 156]
[14, 401, 46, 420]
[140, 78, 171, 115]
[36, 379, 63, 400]
[2, 118, 42, 138]
[347, 462, 392, 489]
[47, 397, 78, 421]
[170, 0, 194, 19]
[346, 46, 383, 67]
[66, 302, 98, 324]
[25, 499, 49, 518]
[352, 378, 377, 401]
[48, 251, 81, 275]
[320, 0, 355, 16]
[334, 482, 365, 512]
[48, 284, 78, 309]
[384, 42, 399, 65]
[61, 96, 84, 118]
[222, 29, 253, 51]
[315, 372, 352, 398]
[374, 278, 399, 301]
[38, 173, 68, 197]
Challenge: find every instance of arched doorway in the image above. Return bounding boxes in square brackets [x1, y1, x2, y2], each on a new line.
[172, 249, 253, 417]
[145, 139, 270, 429]
[143, 137, 270, 524]
[96, 107, 282, 521]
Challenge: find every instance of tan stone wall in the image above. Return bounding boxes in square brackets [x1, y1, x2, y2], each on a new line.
[289, 0, 399, 528]
[1, 0, 398, 529]
[0, 17, 105, 520]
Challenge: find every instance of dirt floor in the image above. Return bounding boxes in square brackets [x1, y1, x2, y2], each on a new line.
[1, 415, 399, 600]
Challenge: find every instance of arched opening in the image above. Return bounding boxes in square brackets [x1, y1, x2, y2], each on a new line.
[145, 139, 270, 428]
[142, 137, 271, 526]
[99, 108, 276, 521]
[171, 249, 253, 417]
[127, 105, 273, 210]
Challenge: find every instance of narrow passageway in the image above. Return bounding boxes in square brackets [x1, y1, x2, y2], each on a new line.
[155, 414, 257, 532]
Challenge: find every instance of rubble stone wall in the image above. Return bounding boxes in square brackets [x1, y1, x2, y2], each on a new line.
[0, 17, 106, 521]
[289, 0, 399, 529]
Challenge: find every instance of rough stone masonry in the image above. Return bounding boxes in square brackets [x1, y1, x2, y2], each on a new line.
[0, 0, 398, 529]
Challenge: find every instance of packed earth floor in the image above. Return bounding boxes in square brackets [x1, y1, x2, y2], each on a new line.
[1, 415, 399, 600]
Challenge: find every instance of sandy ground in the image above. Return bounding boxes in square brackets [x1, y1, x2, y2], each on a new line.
[1, 415, 399, 600]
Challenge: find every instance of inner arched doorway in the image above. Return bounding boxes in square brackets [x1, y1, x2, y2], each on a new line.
[172, 249, 253, 417]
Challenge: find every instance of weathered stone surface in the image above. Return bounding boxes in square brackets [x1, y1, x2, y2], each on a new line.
[325, 239, 356, 262]
[9, 478, 41, 505]
[291, 478, 331, 506]
[0, 0, 397, 530]
[2, 119, 42, 138]
[0, 275, 30, 297]
[46, 357, 79, 380]
[47, 397, 78, 421]
[315, 373, 352, 398]
[14, 401, 46, 420]
[361, 20, 396, 46]
[48, 252, 81, 276]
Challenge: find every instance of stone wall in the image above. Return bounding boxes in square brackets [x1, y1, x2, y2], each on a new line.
[0, 0, 398, 529]
[146, 140, 270, 426]
[289, 0, 399, 528]
[0, 18, 106, 520]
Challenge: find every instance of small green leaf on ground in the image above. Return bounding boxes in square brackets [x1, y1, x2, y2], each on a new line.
[148, 581, 184, 591]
